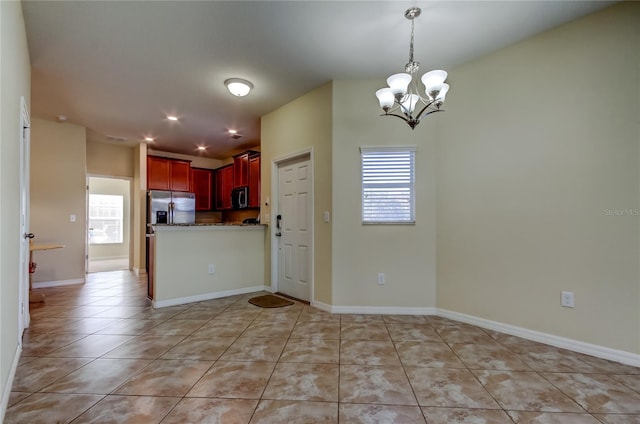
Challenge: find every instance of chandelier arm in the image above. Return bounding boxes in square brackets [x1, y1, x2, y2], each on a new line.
[416, 108, 444, 123]
[413, 101, 439, 121]
[380, 112, 410, 124]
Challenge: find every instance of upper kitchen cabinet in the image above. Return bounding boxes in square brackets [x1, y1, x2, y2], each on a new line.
[147, 156, 191, 192]
[191, 168, 213, 211]
[147, 156, 170, 190]
[248, 153, 260, 208]
[233, 152, 250, 188]
[214, 165, 234, 210]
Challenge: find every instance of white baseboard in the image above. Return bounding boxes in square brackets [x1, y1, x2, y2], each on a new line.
[1, 344, 22, 422]
[153, 285, 270, 308]
[133, 267, 147, 276]
[89, 255, 128, 261]
[32, 278, 84, 289]
[438, 308, 640, 368]
[314, 302, 437, 316]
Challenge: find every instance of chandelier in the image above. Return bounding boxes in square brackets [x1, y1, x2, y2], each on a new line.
[375, 7, 449, 130]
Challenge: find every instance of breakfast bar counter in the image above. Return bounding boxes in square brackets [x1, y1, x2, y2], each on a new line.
[150, 224, 266, 308]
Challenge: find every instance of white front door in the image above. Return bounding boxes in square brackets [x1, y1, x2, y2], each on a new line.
[19, 97, 32, 335]
[277, 156, 312, 302]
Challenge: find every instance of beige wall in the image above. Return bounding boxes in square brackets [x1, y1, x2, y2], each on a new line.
[30, 119, 87, 283]
[436, 2, 640, 353]
[261, 83, 333, 304]
[87, 139, 134, 178]
[331, 80, 437, 309]
[88, 177, 130, 261]
[154, 226, 265, 303]
[0, 0, 30, 417]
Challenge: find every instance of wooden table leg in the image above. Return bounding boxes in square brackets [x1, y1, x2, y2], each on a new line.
[28, 249, 45, 303]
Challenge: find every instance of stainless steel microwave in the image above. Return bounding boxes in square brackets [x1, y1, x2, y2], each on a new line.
[232, 186, 248, 209]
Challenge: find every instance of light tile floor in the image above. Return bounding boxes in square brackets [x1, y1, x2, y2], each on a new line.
[6, 270, 640, 423]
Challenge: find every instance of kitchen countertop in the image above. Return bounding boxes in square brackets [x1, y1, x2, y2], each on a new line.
[150, 223, 265, 227]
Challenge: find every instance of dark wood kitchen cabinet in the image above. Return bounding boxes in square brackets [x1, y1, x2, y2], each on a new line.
[147, 156, 191, 192]
[233, 152, 250, 188]
[214, 165, 234, 210]
[191, 168, 213, 211]
[170, 160, 191, 191]
[248, 154, 260, 208]
[147, 156, 170, 190]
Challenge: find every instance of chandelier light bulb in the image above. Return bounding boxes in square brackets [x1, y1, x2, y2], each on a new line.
[225, 78, 253, 97]
[375, 88, 395, 111]
[436, 83, 450, 102]
[387, 73, 412, 99]
[401, 94, 420, 115]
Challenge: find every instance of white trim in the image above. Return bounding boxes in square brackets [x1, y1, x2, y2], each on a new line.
[359, 145, 417, 153]
[32, 278, 85, 289]
[1, 345, 22, 422]
[153, 285, 269, 308]
[310, 300, 332, 313]
[133, 267, 147, 276]
[270, 148, 315, 304]
[331, 305, 436, 315]
[89, 255, 129, 261]
[438, 308, 640, 367]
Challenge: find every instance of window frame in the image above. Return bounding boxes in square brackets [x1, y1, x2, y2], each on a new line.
[88, 193, 124, 245]
[360, 146, 417, 225]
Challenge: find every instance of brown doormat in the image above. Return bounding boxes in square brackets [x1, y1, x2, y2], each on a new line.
[249, 294, 294, 308]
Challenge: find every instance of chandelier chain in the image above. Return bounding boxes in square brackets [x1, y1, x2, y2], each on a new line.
[409, 17, 415, 66]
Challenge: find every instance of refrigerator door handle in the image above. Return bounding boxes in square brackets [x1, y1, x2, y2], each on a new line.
[169, 202, 175, 224]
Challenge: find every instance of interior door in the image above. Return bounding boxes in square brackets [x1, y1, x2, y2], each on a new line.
[277, 156, 312, 301]
[19, 96, 31, 335]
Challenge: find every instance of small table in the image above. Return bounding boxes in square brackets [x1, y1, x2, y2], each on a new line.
[29, 243, 64, 303]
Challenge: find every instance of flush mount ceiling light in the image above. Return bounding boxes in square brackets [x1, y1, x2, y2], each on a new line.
[197, 146, 206, 151]
[144, 137, 154, 142]
[375, 7, 450, 130]
[225, 78, 253, 97]
[167, 115, 179, 121]
[228, 129, 242, 140]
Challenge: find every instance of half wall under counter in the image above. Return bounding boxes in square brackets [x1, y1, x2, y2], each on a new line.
[151, 224, 266, 308]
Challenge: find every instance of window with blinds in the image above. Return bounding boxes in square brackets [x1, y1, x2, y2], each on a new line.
[360, 146, 416, 224]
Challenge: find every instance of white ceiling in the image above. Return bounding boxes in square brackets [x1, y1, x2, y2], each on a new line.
[22, 0, 615, 159]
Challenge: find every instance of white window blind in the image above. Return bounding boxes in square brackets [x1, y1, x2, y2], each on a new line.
[361, 146, 416, 224]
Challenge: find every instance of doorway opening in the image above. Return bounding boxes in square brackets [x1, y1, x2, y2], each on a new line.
[87, 176, 132, 273]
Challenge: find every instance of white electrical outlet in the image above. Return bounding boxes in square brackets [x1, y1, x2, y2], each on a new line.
[377, 273, 385, 285]
[208, 264, 215, 274]
[561, 291, 574, 308]
[323, 211, 330, 223]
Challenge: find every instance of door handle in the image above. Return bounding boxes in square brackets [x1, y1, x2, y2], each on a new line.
[24, 233, 34, 239]
[275, 214, 282, 237]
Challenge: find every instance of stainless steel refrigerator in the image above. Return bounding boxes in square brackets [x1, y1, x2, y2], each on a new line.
[148, 190, 196, 225]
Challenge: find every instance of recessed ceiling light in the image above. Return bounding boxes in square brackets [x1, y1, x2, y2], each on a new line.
[224, 78, 253, 97]
[228, 129, 238, 134]
[56, 114, 68, 122]
[144, 137, 154, 142]
[167, 115, 179, 121]
[197, 146, 206, 151]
